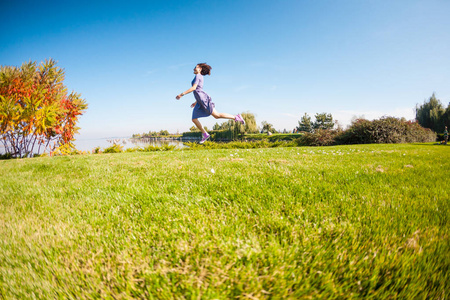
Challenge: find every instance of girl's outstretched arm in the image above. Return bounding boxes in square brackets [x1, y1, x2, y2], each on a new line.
[176, 83, 198, 100]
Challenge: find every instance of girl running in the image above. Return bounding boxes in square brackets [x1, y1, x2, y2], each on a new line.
[176, 63, 245, 143]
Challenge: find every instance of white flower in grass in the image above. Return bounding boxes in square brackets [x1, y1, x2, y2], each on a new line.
[211, 168, 215, 174]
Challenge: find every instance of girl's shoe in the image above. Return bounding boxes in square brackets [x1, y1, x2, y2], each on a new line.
[235, 114, 245, 125]
[200, 133, 210, 144]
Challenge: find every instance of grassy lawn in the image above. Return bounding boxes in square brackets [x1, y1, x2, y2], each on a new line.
[0, 143, 449, 299]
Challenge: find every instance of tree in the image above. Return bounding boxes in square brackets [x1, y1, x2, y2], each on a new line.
[313, 113, 334, 130]
[0, 59, 88, 157]
[212, 112, 258, 133]
[159, 130, 169, 136]
[297, 113, 313, 133]
[442, 105, 450, 130]
[415, 93, 445, 132]
[213, 123, 221, 130]
[241, 112, 258, 133]
[209, 112, 258, 140]
[261, 121, 276, 134]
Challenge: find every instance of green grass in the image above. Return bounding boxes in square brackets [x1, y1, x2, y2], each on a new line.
[0, 143, 449, 299]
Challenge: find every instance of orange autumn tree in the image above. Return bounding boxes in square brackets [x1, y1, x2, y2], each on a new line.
[0, 59, 88, 157]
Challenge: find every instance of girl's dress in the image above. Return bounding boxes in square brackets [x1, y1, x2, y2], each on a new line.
[191, 74, 215, 119]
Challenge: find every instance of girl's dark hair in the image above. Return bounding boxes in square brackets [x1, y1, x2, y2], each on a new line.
[197, 63, 212, 75]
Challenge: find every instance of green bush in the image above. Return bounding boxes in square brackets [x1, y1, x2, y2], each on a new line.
[296, 129, 341, 146]
[402, 120, 437, 143]
[141, 144, 175, 152]
[210, 130, 236, 140]
[0, 152, 13, 160]
[93, 146, 101, 154]
[103, 144, 124, 153]
[294, 117, 436, 146]
[336, 119, 373, 145]
[159, 144, 176, 151]
[125, 147, 141, 152]
[268, 134, 301, 142]
[182, 130, 244, 141]
[338, 117, 436, 144]
[181, 131, 202, 138]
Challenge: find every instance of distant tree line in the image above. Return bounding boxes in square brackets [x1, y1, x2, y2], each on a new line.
[132, 129, 170, 139]
[134, 92, 448, 141]
[211, 112, 259, 134]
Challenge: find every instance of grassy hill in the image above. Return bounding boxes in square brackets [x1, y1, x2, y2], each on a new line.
[1, 143, 449, 298]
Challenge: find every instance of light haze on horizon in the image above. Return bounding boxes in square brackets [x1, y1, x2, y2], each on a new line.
[1, 0, 449, 139]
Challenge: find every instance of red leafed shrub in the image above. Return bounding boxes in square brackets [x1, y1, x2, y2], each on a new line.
[0, 59, 88, 157]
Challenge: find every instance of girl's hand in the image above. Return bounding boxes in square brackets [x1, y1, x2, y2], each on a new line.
[176, 94, 183, 100]
[190, 102, 196, 108]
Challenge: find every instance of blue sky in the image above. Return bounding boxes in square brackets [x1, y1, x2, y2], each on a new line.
[2, 0, 449, 139]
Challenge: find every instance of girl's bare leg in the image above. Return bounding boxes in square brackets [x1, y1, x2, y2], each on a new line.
[211, 108, 234, 120]
[192, 119, 207, 134]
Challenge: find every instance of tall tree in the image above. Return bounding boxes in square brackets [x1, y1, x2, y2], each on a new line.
[0, 59, 87, 157]
[241, 112, 258, 133]
[442, 105, 450, 130]
[415, 93, 445, 132]
[297, 113, 313, 133]
[313, 113, 334, 130]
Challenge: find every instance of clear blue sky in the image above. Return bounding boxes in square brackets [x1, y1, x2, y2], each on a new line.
[2, 0, 449, 139]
